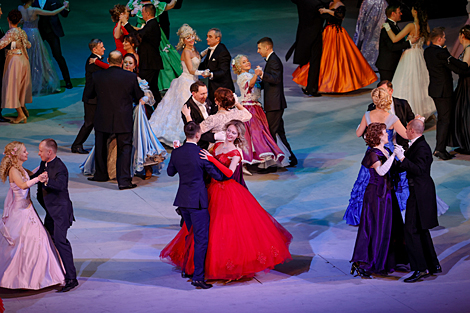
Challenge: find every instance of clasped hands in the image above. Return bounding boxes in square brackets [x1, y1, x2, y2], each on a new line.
[394, 144, 405, 161]
[63, 1, 69, 9]
[38, 172, 48, 183]
[254, 66, 263, 77]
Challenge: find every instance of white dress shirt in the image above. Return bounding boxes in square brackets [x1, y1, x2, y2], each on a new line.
[193, 96, 209, 119]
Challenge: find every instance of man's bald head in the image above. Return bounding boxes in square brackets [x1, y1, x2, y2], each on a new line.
[408, 119, 425, 135]
[108, 50, 123, 66]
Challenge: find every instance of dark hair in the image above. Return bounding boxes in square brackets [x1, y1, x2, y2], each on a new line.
[8, 9, 22, 25]
[123, 34, 141, 49]
[209, 28, 222, 39]
[123, 53, 138, 73]
[89, 39, 103, 52]
[41, 138, 58, 153]
[365, 123, 386, 147]
[460, 25, 470, 40]
[143, 3, 156, 17]
[377, 80, 393, 89]
[190, 81, 206, 93]
[109, 4, 127, 23]
[109, 50, 123, 65]
[385, 5, 400, 18]
[184, 122, 200, 139]
[412, 3, 429, 40]
[224, 120, 247, 150]
[257, 37, 273, 48]
[214, 87, 235, 110]
[429, 27, 445, 42]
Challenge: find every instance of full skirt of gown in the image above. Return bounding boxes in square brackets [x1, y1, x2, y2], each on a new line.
[0, 184, 64, 289]
[160, 178, 293, 280]
[452, 75, 470, 151]
[23, 26, 60, 96]
[158, 32, 183, 91]
[2, 54, 33, 109]
[293, 25, 377, 93]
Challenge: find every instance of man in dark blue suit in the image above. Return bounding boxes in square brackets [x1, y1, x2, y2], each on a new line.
[34, 139, 77, 292]
[167, 122, 224, 289]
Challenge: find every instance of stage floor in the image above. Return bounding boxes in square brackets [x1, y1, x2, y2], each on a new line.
[1, 1, 470, 312]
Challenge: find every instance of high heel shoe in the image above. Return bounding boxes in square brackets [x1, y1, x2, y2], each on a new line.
[22, 107, 29, 118]
[350, 262, 371, 279]
[10, 116, 27, 124]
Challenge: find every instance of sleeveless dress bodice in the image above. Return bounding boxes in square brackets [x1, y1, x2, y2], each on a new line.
[181, 57, 200, 79]
[20, 7, 39, 29]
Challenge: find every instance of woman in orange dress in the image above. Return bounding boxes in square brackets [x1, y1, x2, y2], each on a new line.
[293, 0, 377, 93]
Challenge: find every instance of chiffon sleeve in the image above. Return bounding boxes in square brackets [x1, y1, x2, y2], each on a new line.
[334, 5, 346, 20]
[362, 149, 380, 168]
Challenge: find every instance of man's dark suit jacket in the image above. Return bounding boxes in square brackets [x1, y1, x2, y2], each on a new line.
[159, 0, 183, 39]
[199, 43, 235, 95]
[181, 96, 217, 149]
[167, 143, 223, 209]
[375, 19, 411, 72]
[124, 18, 163, 71]
[82, 53, 103, 105]
[399, 135, 438, 230]
[85, 66, 144, 133]
[33, 0, 69, 38]
[261, 52, 287, 112]
[35, 157, 74, 230]
[368, 97, 414, 148]
[424, 44, 469, 98]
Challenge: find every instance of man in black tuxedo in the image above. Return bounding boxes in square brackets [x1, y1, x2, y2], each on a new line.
[181, 81, 218, 150]
[424, 27, 468, 160]
[159, 0, 183, 40]
[0, 6, 8, 122]
[286, 0, 329, 97]
[368, 80, 415, 149]
[394, 120, 441, 283]
[33, 139, 77, 292]
[32, 0, 72, 89]
[375, 5, 413, 82]
[85, 51, 144, 190]
[199, 28, 235, 104]
[122, 4, 163, 104]
[71, 39, 105, 154]
[167, 122, 224, 289]
[255, 37, 298, 170]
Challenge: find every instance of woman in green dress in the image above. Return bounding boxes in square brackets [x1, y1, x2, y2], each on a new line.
[126, 0, 182, 91]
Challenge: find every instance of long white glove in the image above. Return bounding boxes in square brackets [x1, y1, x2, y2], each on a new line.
[200, 48, 209, 57]
[26, 177, 39, 188]
[394, 145, 405, 160]
[214, 131, 226, 141]
[374, 151, 396, 176]
[382, 23, 391, 31]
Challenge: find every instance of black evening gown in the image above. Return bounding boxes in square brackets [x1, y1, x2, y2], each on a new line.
[453, 64, 470, 153]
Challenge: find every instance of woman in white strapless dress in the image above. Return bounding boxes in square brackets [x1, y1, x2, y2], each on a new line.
[384, 4, 435, 118]
[149, 24, 207, 146]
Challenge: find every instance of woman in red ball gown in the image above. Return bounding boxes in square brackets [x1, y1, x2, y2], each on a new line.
[161, 120, 292, 280]
[293, 0, 377, 93]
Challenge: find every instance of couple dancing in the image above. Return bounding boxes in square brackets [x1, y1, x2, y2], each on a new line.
[161, 121, 292, 288]
[0, 139, 77, 292]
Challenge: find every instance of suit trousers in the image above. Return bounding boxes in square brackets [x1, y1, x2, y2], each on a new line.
[433, 97, 453, 152]
[45, 213, 76, 280]
[94, 131, 133, 187]
[140, 69, 161, 105]
[180, 208, 210, 281]
[72, 102, 96, 149]
[305, 36, 323, 94]
[378, 69, 395, 82]
[404, 188, 439, 272]
[265, 110, 295, 156]
[42, 31, 71, 84]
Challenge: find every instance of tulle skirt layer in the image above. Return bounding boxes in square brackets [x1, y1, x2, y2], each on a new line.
[2, 55, 32, 109]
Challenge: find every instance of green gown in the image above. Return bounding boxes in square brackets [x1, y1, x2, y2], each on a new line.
[127, 0, 182, 91]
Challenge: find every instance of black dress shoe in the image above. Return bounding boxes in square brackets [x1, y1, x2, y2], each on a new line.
[433, 150, 452, 160]
[257, 166, 278, 174]
[287, 155, 298, 167]
[181, 271, 193, 279]
[59, 279, 78, 292]
[404, 271, 429, 283]
[119, 183, 137, 190]
[302, 88, 322, 97]
[65, 82, 73, 89]
[88, 177, 108, 182]
[191, 280, 213, 289]
[429, 264, 442, 274]
[0, 116, 9, 122]
[71, 146, 89, 154]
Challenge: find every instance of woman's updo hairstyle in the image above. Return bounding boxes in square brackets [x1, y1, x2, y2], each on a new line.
[214, 87, 235, 110]
[8, 9, 22, 25]
[232, 54, 246, 75]
[460, 25, 470, 40]
[371, 87, 392, 111]
[365, 123, 386, 148]
[109, 4, 127, 23]
[176, 24, 201, 51]
[0, 141, 26, 182]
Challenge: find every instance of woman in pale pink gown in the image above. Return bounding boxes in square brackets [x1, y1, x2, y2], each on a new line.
[0, 141, 64, 290]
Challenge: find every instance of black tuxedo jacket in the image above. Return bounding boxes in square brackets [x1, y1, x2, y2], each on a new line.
[85, 66, 144, 133]
[375, 20, 411, 71]
[167, 143, 224, 209]
[82, 53, 104, 104]
[199, 43, 235, 93]
[424, 44, 469, 98]
[368, 97, 414, 148]
[261, 52, 287, 112]
[399, 135, 438, 229]
[34, 157, 74, 230]
[158, 0, 183, 39]
[125, 18, 163, 71]
[33, 0, 69, 38]
[286, 0, 329, 65]
[181, 96, 217, 149]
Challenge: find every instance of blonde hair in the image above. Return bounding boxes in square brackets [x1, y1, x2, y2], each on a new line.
[0, 141, 27, 183]
[176, 24, 201, 51]
[371, 88, 392, 111]
[224, 120, 247, 152]
[232, 54, 247, 75]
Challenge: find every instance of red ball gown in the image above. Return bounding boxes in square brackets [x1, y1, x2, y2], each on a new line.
[160, 143, 292, 280]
